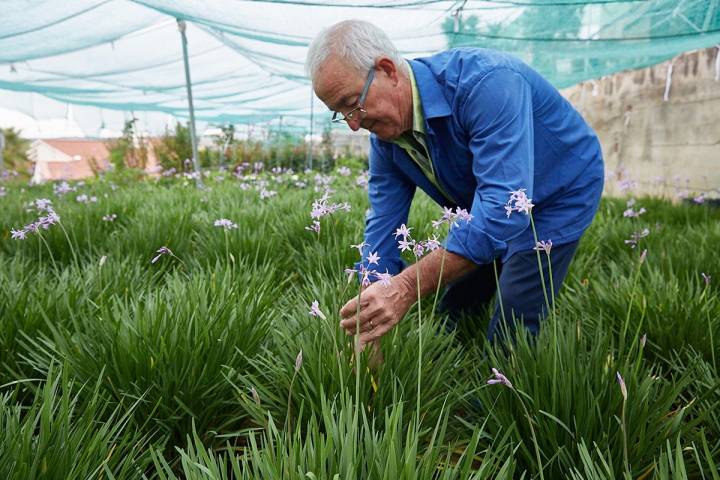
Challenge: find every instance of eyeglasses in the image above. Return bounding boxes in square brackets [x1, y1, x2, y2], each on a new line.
[331, 68, 375, 124]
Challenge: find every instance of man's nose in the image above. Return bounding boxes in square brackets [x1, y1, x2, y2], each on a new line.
[347, 117, 362, 132]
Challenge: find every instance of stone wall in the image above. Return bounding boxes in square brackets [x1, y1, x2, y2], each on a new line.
[561, 46, 720, 200]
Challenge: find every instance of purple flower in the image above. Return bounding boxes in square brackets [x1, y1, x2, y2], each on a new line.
[344, 267, 357, 284]
[359, 266, 372, 287]
[305, 220, 321, 234]
[337, 166, 351, 176]
[366, 251, 380, 266]
[623, 207, 646, 218]
[455, 208, 473, 223]
[534, 240, 552, 255]
[375, 270, 393, 287]
[413, 242, 426, 257]
[10, 228, 27, 240]
[398, 239, 415, 253]
[693, 194, 705, 204]
[38, 212, 60, 229]
[259, 189, 277, 200]
[616, 371, 627, 400]
[624, 228, 650, 248]
[214, 218, 238, 230]
[505, 189, 534, 217]
[394, 224, 412, 239]
[75, 194, 97, 204]
[102, 214, 117, 222]
[487, 368, 513, 389]
[309, 300, 327, 320]
[151, 246, 173, 264]
[432, 207, 473, 229]
[701, 272, 711, 286]
[424, 235, 441, 252]
[33, 198, 53, 212]
[350, 242, 369, 257]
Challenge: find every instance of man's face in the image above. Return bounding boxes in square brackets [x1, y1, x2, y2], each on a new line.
[313, 55, 407, 141]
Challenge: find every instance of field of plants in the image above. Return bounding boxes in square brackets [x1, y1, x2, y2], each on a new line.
[0, 166, 718, 479]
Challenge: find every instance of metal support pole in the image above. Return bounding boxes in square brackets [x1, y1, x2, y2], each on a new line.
[177, 18, 203, 186]
[307, 86, 314, 171]
[0, 129, 5, 177]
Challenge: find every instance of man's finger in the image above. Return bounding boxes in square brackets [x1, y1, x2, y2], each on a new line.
[359, 320, 394, 346]
[339, 295, 370, 318]
[339, 310, 377, 333]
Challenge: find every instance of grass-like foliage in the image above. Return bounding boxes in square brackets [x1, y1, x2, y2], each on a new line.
[0, 169, 718, 478]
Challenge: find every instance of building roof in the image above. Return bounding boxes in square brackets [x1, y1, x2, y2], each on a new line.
[43, 138, 110, 163]
[43, 160, 96, 180]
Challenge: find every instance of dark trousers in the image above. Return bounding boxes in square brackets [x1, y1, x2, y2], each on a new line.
[437, 240, 580, 342]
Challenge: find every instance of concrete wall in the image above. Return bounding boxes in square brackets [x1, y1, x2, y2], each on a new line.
[561, 47, 720, 200]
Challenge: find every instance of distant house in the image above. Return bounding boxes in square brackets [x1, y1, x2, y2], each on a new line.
[29, 138, 111, 184]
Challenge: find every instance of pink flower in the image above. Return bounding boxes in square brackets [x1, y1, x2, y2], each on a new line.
[366, 251, 380, 265]
[455, 208, 473, 223]
[424, 235, 441, 252]
[534, 240, 552, 255]
[432, 206, 473, 228]
[214, 218, 238, 230]
[305, 220, 320, 234]
[487, 368, 513, 389]
[394, 224, 412, 239]
[505, 189, 534, 217]
[360, 266, 372, 287]
[398, 239, 415, 252]
[309, 300, 327, 320]
[350, 242, 369, 256]
[151, 246, 173, 264]
[10, 228, 27, 240]
[375, 270, 392, 287]
[624, 228, 650, 248]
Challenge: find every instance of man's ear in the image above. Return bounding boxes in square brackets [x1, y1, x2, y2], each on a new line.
[376, 57, 399, 85]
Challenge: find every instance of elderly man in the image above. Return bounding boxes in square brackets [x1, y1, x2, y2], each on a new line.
[306, 20, 603, 348]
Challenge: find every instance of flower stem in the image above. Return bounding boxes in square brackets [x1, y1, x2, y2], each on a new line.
[528, 215, 551, 317]
[621, 399, 630, 478]
[514, 390, 544, 480]
[355, 284, 362, 416]
[493, 258, 506, 324]
[430, 248, 447, 318]
[621, 255, 644, 353]
[415, 254, 422, 426]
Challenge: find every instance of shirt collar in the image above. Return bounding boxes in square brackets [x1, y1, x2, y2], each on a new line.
[407, 59, 452, 120]
[406, 60, 425, 135]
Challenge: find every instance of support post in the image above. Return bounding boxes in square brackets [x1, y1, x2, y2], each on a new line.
[177, 18, 203, 186]
[0, 129, 5, 177]
[306, 86, 314, 171]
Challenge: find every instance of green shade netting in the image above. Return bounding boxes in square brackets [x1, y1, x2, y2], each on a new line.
[0, 0, 718, 126]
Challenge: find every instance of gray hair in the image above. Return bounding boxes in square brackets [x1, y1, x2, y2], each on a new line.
[305, 20, 408, 82]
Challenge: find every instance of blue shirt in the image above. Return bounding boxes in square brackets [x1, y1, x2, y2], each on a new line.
[361, 48, 604, 276]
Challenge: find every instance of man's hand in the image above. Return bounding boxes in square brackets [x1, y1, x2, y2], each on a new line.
[339, 276, 414, 351]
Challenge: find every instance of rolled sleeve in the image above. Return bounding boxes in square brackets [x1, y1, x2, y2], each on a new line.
[445, 68, 534, 265]
[355, 138, 415, 276]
